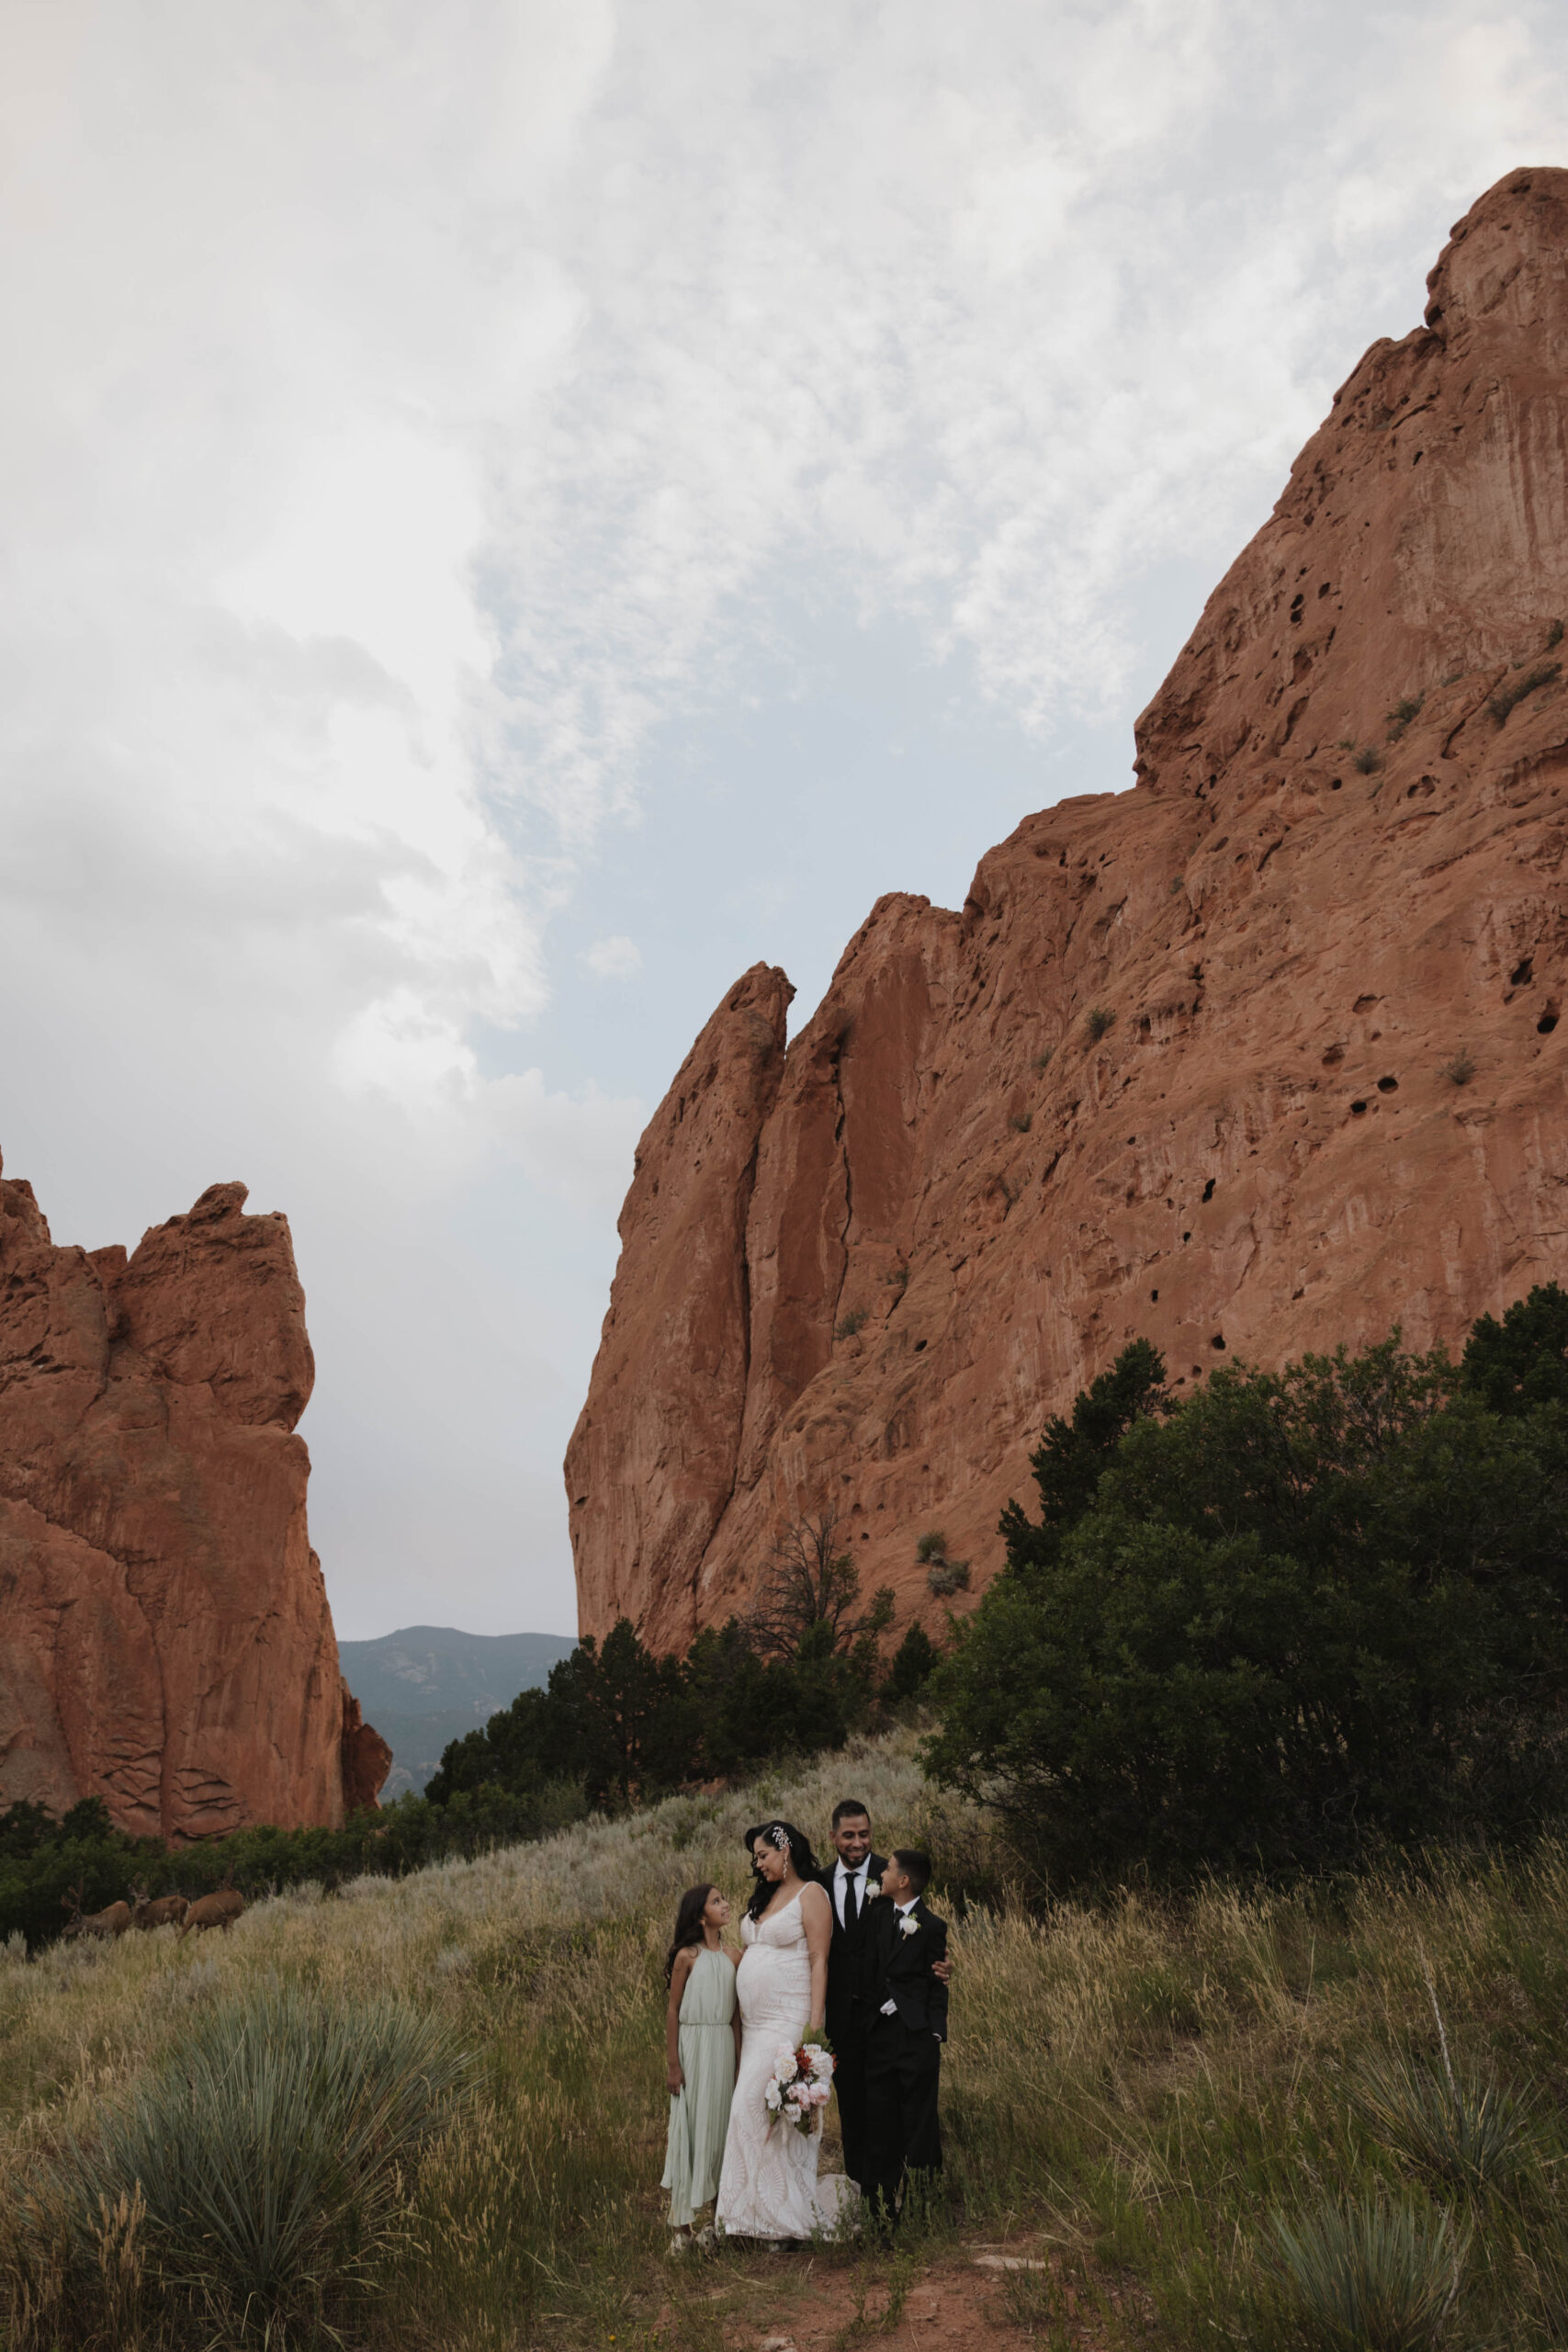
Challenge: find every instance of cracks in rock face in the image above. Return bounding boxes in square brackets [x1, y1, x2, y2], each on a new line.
[824, 1029, 855, 1346]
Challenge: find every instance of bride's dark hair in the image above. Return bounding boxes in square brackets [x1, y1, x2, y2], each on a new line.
[742, 1819, 819, 1920]
[665, 1883, 716, 1984]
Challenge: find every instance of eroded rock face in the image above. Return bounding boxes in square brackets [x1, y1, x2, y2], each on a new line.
[570, 167, 1568, 1653]
[0, 1169, 388, 1837]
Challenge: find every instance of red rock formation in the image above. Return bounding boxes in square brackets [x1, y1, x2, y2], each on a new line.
[570, 166, 1568, 1653]
[0, 1166, 389, 1837]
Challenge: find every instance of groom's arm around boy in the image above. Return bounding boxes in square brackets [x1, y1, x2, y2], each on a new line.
[863, 1849, 947, 2230]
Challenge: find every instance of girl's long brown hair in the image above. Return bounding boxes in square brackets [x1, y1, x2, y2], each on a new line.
[665, 1883, 716, 1984]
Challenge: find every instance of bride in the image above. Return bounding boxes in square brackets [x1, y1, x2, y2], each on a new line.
[716, 1821, 857, 2245]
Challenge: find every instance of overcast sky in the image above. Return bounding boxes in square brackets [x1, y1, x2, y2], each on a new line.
[3, 2, 1563, 1639]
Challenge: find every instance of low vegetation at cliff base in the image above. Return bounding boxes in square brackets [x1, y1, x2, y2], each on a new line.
[927, 1286, 1568, 1888]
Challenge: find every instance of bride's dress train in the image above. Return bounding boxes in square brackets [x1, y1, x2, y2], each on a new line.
[716, 1893, 857, 2242]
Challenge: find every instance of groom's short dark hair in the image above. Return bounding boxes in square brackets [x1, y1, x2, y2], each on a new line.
[893, 1848, 931, 1894]
[831, 1799, 871, 1827]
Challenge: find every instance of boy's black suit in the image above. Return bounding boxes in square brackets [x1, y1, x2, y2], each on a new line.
[812, 1851, 886, 2189]
[863, 1894, 947, 2227]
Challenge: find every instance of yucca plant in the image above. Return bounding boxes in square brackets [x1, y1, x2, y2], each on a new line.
[1350, 2045, 1537, 2195]
[1267, 2195, 1466, 2352]
[31, 1980, 475, 2328]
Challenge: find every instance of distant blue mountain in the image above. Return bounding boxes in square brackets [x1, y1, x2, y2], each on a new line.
[339, 1624, 577, 1797]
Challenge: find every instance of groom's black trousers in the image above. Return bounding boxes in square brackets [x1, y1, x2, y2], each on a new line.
[863, 2012, 942, 2226]
[832, 2030, 871, 2190]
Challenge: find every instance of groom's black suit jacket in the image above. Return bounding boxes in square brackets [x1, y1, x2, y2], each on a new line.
[813, 1852, 886, 2052]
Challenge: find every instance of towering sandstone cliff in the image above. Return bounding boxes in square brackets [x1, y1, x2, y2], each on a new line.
[570, 168, 1568, 1653]
[0, 1162, 390, 1838]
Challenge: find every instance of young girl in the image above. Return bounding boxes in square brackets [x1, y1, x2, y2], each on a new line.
[661, 1883, 740, 2249]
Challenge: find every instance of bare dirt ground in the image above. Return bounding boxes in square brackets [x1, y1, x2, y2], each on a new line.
[649, 2240, 1156, 2352]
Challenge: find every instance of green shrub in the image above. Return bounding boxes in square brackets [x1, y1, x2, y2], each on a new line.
[1385, 695, 1425, 741]
[835, 1307, 868, 1340]
[927, 1297, 1568, 1886]
[26, 1983, 473, 2334]
[927, 1561, 970, 1598]
[1010, 1111, 1032, 1133]
[915, 1531, 949, 1564]
[1488, 662, 1562, 726]
[1084, 1007, 1114, 1042]
[1355, 746, 1382, 774]
[1266, 2195, 1465, 2351]
[1442, 1050, 1475, 1086]
[883, 1625, 940, 1703]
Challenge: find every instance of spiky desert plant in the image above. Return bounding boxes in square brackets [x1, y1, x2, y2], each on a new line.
[1267, 2194, 1466, 2351]
[1351, 2047, 1537, 2195]
[32, 1981, 474, 2320]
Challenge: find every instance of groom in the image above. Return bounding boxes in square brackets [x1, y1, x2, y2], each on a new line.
[863, 1849, 947, 2232]
[814, 1801, 950, 2194]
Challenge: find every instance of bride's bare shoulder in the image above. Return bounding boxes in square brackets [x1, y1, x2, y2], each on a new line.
[797, 1879, 830, 1918]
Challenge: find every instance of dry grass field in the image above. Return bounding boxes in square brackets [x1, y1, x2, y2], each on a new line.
[6, 1731, 1568, 2349]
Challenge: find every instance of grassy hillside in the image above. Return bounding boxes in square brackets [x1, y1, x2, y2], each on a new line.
[6, 1732, 1568, 2349]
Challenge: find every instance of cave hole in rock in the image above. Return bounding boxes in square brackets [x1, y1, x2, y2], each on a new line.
[1182, 1230, 1191, 1243]
[1350, 1100, 1368, 1114]
[1211, 1334, 1226, 1351]
[1150, 1289, 1158, 1302]
[1331, 777, 1343, 789]
[1540, 1010, 1560, 1035]
[1511, 956, 1535, 987]
[1377, 1075, 1399, 1093]
[913, 1340, 927, 1352]
[1201, 1177, 1215, 1202]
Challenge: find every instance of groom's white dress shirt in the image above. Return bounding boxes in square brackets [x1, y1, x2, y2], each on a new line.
[833, 1855, 872, 1929]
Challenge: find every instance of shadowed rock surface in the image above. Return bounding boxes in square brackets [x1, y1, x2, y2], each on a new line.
[570, 167, 1568, 1652]
[0, 1164, 389, 1837]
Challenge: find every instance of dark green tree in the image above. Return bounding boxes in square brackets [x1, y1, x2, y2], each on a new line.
[1461, 1281, 1568, 1414]
[927, 1324, 1568, 1886]
[883, 1623, 939, 1703]
[998, 1335, 1170, 1572]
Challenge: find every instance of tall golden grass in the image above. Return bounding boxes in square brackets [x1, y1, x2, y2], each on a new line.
[6, 1730, 1568, 2347]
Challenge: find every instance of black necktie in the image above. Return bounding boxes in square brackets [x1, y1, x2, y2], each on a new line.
[844, 1871, 858, 1931]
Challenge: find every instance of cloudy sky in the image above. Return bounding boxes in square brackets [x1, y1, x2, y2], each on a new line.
[3, 2, 1563, 1639]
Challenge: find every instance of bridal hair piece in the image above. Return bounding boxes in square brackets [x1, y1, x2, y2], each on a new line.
[742, 1818, 820, 1919]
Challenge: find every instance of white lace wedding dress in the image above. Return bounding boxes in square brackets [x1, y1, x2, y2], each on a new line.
[715, 1892, 857, 2242]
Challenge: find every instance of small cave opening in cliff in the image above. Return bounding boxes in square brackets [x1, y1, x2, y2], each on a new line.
[1150, 1289, 1158, 1302]
[1512, 956, 1535, 987]
[1539, 1006, 1560, 1035]
[1211, 1334, 1226, 1350]
[1331, 777, 1343, 790]
[1377, 1076, 1399, 1092]
[1350, 1100, 1369, 1115]
[1201, 1177, 1215, 1202]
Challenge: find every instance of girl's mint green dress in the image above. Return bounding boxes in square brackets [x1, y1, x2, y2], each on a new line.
[661, 1946, 737, 2225]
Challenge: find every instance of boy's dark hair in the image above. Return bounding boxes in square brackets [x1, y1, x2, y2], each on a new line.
[892, 1848, 931, 1895]
[831, 1799, 872, 1828]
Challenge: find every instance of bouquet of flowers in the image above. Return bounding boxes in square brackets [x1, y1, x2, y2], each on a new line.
[764, 2034, 836, 2135]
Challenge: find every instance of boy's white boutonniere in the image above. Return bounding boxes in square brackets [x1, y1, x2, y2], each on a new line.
[899, 1915, 919, 1937]
[863, 1878, 881, 1899]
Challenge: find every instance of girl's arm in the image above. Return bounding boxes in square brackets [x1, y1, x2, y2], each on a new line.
[799, 1881, 831, 2035]
[728, 1946, 742, 2063]
[667, 1951, 694, 2093]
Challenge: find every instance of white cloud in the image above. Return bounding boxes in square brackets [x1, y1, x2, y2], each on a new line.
[581, 935, 642, 981]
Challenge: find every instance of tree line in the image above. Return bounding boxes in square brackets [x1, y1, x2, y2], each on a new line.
[926, 1284, 1568, 1886]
